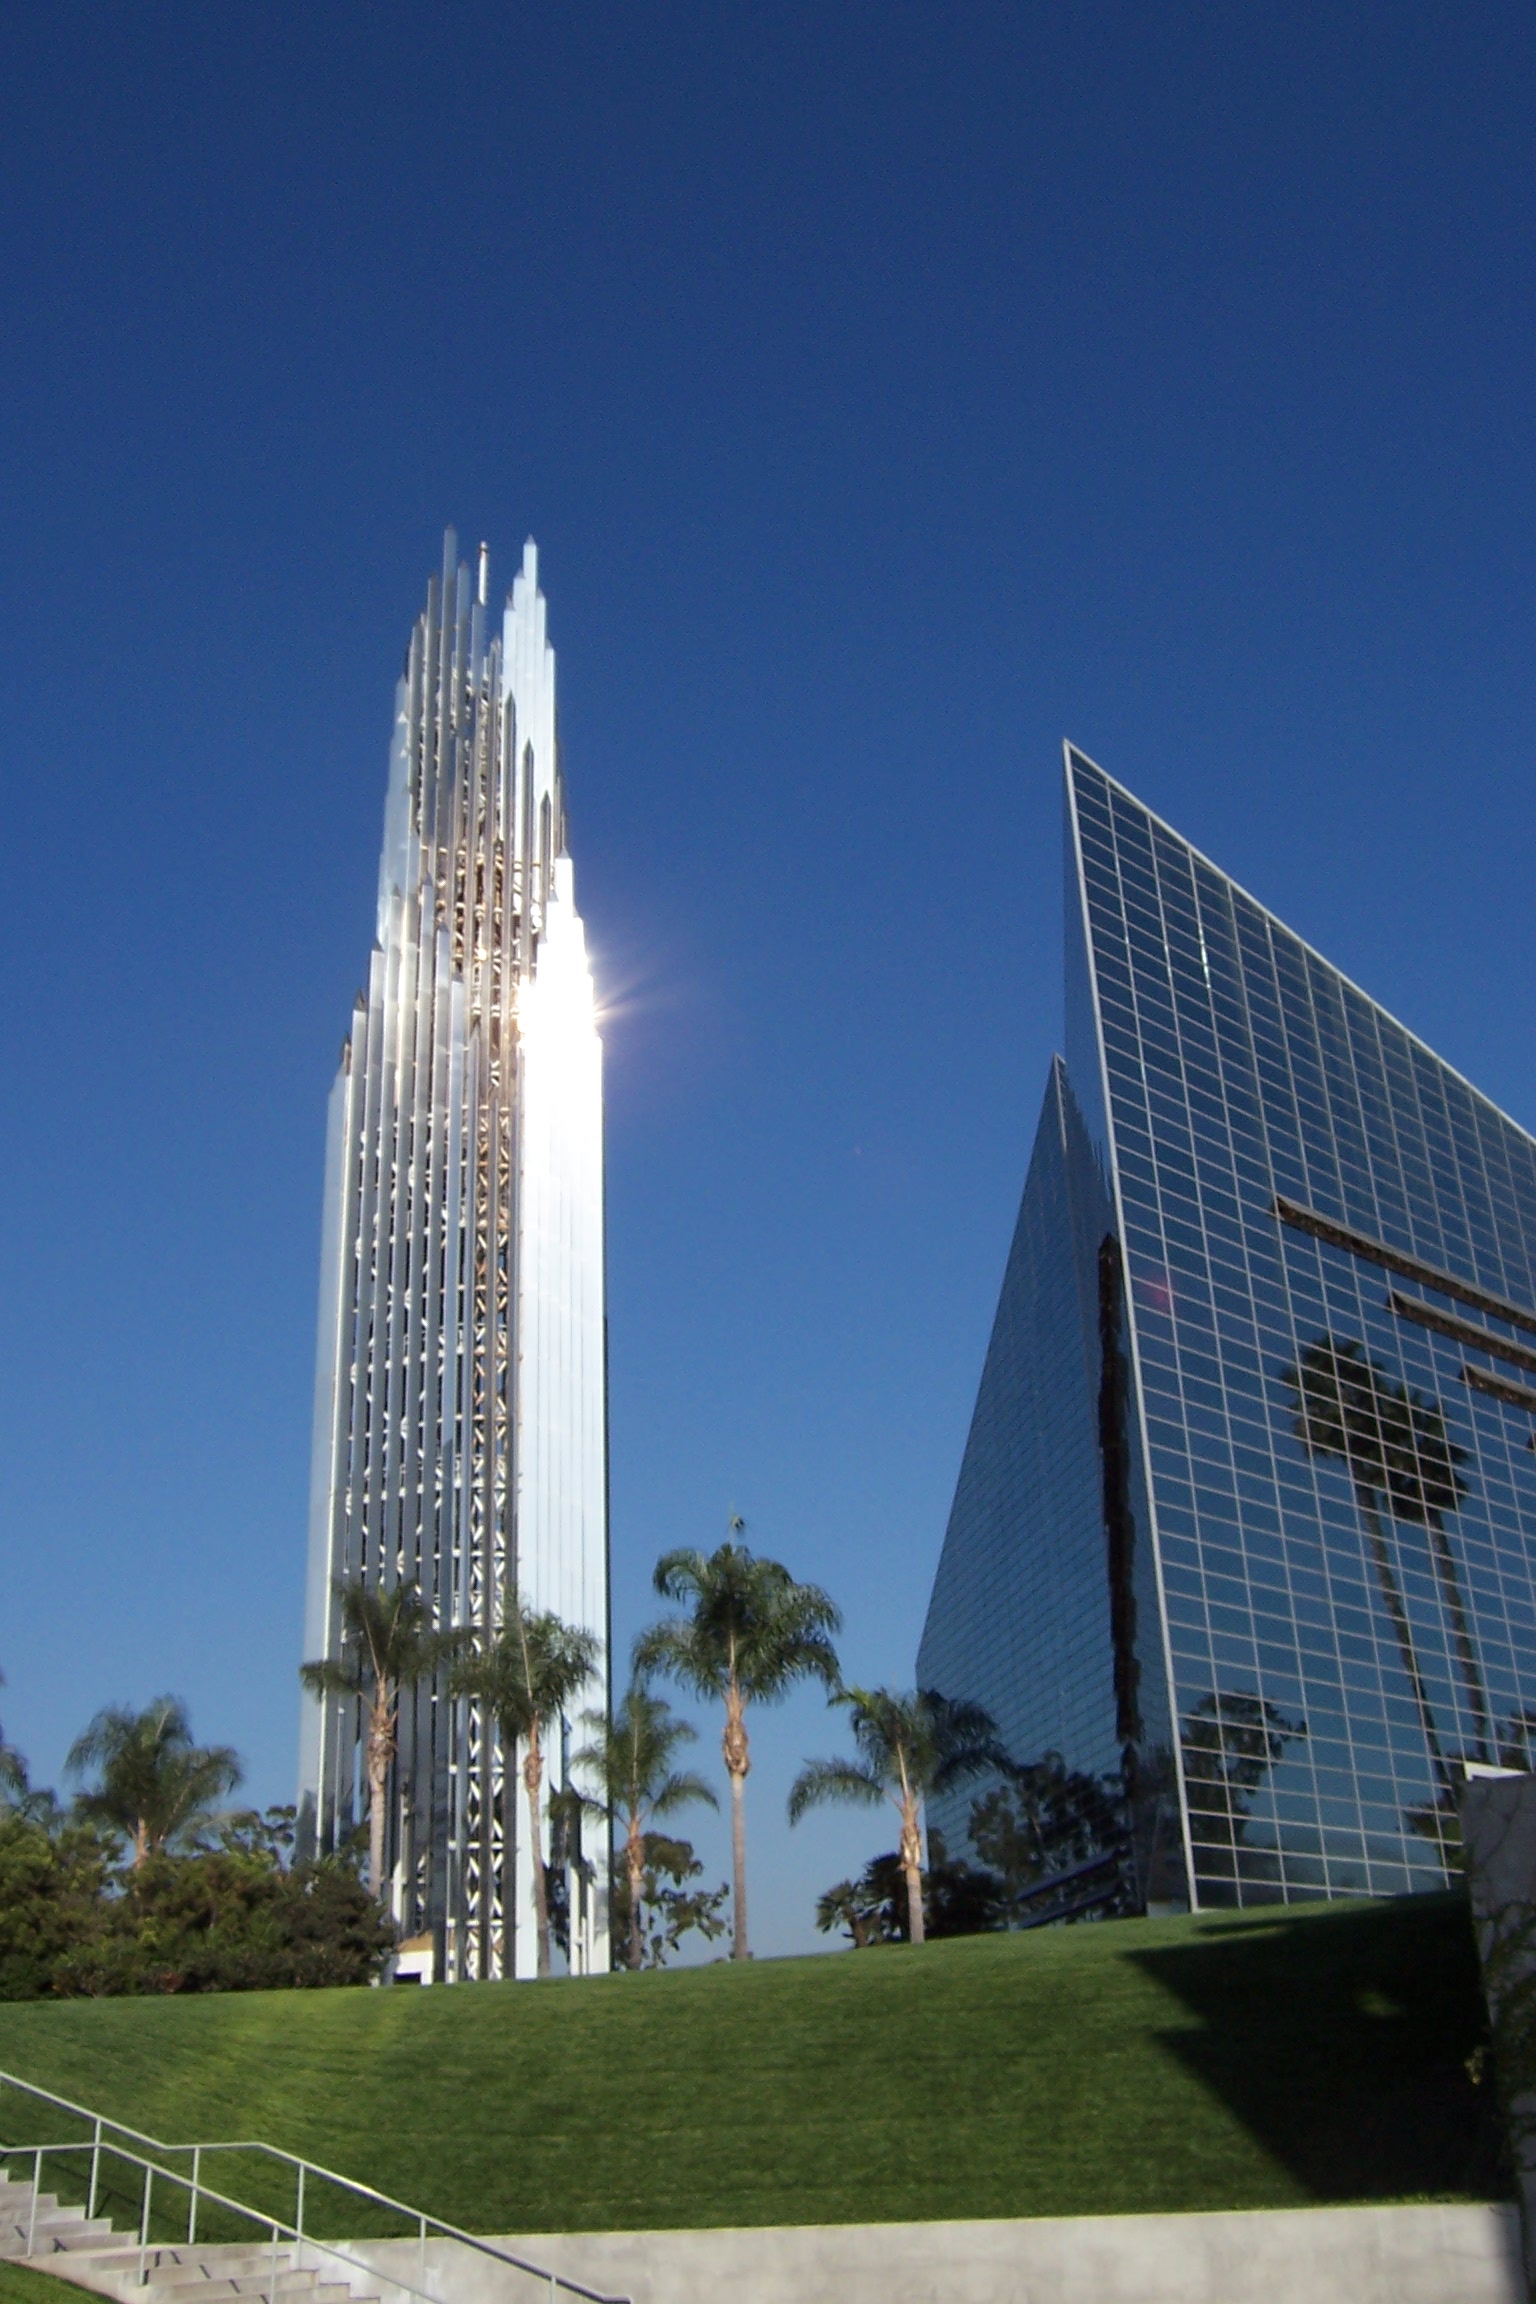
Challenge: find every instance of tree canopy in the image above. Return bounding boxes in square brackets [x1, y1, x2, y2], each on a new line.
[637, 1530, 841, 1960]
[66, 1698, 241, 1867]
[790, 1686, 1005, 1943]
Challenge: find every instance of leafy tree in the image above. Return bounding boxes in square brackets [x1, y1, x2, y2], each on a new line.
[815, 1870, 892, 1948]
[609, 1831, 729, 1968]
[0, 1812, 114, 1998]
[218, 1804, 299, 1861]
[300, 1580, 466, 1907]
[923, 1855, 1008, 1937]
[969, 1751, 1132, 1915]
[0, 1804, 392, 2000]
[636, 1525, 841, 1960]
[453, 1605, 599, 1977]
[1180, 1691, 1307, 1868]
[574, 1680, 717, 1971]
[1283, 1335, 1489, 1787]
[52, 1837, 392, 1997]
[66, 1699, 241, 1868]
[789, 1686, 1005, 1944]
[814, 1850, 1006, 1946]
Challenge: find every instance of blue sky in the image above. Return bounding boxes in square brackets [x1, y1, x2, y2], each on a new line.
[1, 5, 1533, 1957]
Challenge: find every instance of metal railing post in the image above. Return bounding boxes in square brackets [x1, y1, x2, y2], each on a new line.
[0, 2065, 636, 2304]
[138, 2164, 153, 2286]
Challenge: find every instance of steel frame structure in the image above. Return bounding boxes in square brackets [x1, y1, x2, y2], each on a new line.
[298, 533, 609, 1981]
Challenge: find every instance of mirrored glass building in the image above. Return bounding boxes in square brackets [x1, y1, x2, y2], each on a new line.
[920, 747, 1536, 1909]
[298, 534, 609, 1979]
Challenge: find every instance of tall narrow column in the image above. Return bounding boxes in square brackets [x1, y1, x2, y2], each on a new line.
[298, 534, 610, 1981]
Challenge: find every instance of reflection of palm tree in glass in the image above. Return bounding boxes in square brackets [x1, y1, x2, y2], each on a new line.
[1282, 1336, 1491, 1778]
[1182, 1691, 1307, 1864]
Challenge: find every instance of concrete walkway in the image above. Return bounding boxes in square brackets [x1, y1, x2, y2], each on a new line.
[353, 2200, 1523, 2304]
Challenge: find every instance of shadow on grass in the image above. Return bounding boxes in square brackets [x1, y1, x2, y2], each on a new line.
[1127, 1891, 1506, 2204]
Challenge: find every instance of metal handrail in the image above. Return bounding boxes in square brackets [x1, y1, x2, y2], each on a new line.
[0, 2067, 629, 2304]
[3, 2133, 387, 2304]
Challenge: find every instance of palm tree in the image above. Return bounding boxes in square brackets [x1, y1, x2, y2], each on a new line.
[66, 1698, 241, 1867]
[574, 1678, 717, 1971]
[814, 1871, 891, 1948]
[453, 1605, 599, 1978]
[1283, 1334, 1490, 1785]
[636, 1525, 842, 1960]
[300, 1579, 466, 1907]
[0, 1673, 29, 1811]
[789, 1686, 1006, 1944]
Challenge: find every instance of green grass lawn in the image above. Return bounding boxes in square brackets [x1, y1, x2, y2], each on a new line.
[0, 1893, 1502, 2234]
[0, 2268, 95, 2304]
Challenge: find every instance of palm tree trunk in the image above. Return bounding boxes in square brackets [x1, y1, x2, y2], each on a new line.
[1358, 1493, 1449, 1790]
[899, 1800, 925, 1945]
[723, 1681, 750, 1960]
[625, 1814, 645, 1970]
[366, 1690, 394, 1907]
[1423, 1520, 1492, 1761]
[524, 1732, 551, 1978]
[501, 1761, 517, 1980]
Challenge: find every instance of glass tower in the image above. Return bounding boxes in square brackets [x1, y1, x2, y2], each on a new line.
[920, 747, 1536, 1909]
[298, 534, 609, 1979]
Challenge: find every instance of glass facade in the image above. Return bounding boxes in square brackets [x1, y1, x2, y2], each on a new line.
[920, 748, 1536, 1909]
[918, 1060, 1121, 1845]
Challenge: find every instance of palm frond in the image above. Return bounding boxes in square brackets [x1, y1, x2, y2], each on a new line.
[804, 1684, 1008, 1805]
[640, 1539, 842, 1705]
[572, 1682, 714, 1830]
[0, 1672, 28, 1803]
[299, 1655, 365, 1699]
[452, 1605, 599, 1748]
[652, 1548, 711, 1602]
[632, 1617, 729, 1702]
[651, 1769, 718, 1818]
[300, 1579, 468, 1703]
[787, 1756, 884, 1824]
[66, 1697, 243, 1857]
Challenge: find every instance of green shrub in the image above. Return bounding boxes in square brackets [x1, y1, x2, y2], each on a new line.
[0, 1814, 392, 1998]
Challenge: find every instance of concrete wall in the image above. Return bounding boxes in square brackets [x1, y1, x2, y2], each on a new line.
[350, 2202, 1522, 2304]
[1463, 1772, 1536, 2301]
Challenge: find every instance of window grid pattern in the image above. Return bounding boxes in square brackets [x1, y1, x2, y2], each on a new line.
[918, 1060, 1122, 1864]
[1071, 749, 1536, 1906]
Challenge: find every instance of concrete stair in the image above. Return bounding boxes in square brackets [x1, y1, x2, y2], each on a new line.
[0, 2170, 380, 2304]
[0, 2169, 116, 2258]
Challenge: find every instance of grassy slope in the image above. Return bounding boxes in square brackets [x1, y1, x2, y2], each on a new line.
[0, 1894, 1502, 2233]
[0, 2272, 98, 2304]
